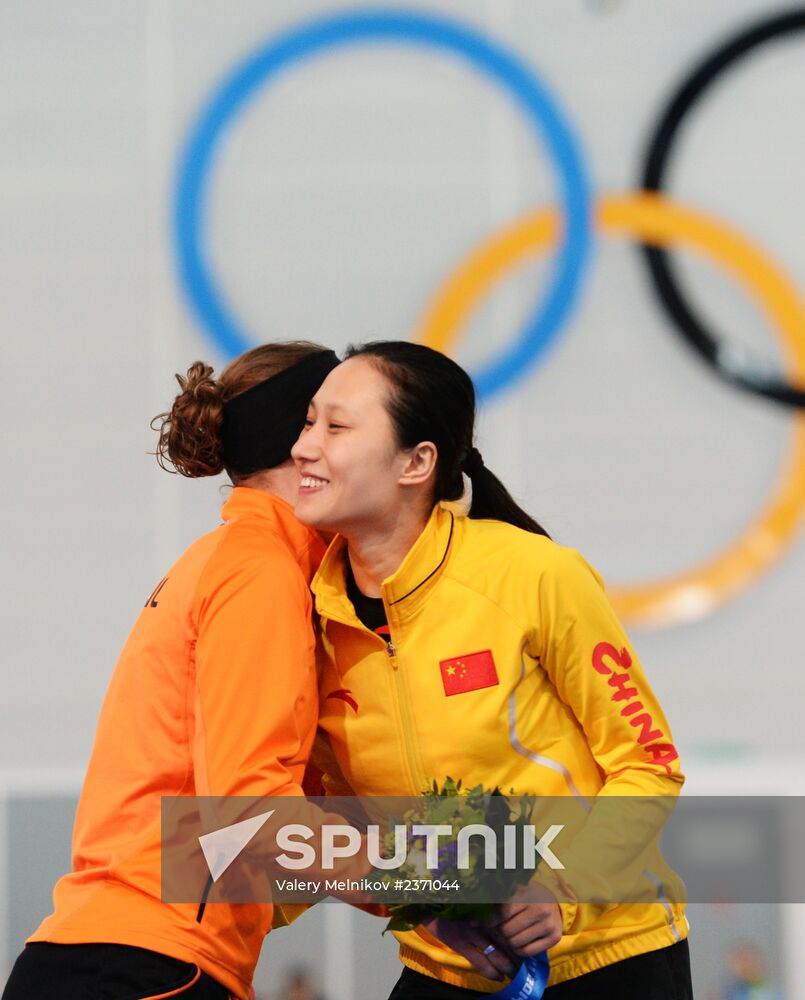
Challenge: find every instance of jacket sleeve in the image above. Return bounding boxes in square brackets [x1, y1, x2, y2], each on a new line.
[528, 544, 684, 927]
[531, 544, 682, 794]
[311, 729, 357, 798]
[192, 547, 315, 799]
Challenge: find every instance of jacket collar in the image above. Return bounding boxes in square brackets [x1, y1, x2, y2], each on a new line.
[220, 486, 326, 583]
[312, 502, 460, 624]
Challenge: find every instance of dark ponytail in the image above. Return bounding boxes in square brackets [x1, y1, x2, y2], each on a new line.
[345, 342, 550, 538]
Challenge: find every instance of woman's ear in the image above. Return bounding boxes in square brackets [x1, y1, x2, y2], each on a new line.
[399, 441, 438, 488]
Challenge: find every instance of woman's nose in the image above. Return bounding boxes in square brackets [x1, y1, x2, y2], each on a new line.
[291, 428, 317, 463]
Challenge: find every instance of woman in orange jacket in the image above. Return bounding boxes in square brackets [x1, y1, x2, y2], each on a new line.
[2, 342, 338, 1000]
[291, 341, 693, 1000]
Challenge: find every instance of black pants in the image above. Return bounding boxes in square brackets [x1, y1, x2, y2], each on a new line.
[1, 942, 230, 1000]
[388, 940, 693, 999]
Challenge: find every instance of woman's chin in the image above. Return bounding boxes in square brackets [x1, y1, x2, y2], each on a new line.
[294, 493, 328, 528]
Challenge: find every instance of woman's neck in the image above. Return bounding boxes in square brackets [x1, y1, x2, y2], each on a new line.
[346, 505, 431, 597]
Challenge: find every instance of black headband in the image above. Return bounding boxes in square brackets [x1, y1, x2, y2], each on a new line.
[221, 350, 339, 475]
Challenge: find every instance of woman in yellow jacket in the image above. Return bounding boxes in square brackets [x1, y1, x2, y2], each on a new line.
[2, 343, 338, 1000]
[291, 341, 692, 999]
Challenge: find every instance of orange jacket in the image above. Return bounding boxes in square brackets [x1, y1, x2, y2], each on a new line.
[30, 487, 325, 999]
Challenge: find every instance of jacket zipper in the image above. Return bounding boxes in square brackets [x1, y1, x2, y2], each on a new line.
[321, 604, 423, 794]
[382, 610, 426, 794]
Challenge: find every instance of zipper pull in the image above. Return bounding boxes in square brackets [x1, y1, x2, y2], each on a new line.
[387, 639, 397, 662]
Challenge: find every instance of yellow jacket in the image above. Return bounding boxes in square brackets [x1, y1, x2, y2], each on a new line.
[312, 503, 687, 990]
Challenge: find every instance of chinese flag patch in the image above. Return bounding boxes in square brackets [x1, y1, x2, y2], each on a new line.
[439, 650, 499, 696]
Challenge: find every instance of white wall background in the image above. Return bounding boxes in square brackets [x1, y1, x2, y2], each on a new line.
[2, 0, 804, 996]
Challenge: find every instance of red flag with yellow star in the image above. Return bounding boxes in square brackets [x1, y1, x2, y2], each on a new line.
[439, 650, 499, 696]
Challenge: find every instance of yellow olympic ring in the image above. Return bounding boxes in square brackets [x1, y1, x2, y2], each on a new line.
[416, 193, 805, 628]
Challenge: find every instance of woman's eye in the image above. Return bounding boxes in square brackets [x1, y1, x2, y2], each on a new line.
[303, 418, 314, 427]
[328, 424, 346, 431]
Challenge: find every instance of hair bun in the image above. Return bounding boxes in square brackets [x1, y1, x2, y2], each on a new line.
[152, 361, 226, 477]
[181, 362, 218, 401]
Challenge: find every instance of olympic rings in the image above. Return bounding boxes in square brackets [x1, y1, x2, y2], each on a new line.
[640, 9, 805, 407]
[416, 193, 805, 627]
[173, 9, 805, 626]
[173, 8, 592, 399]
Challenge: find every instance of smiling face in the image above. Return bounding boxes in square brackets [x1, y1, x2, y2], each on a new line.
[291, 356, 434, 536]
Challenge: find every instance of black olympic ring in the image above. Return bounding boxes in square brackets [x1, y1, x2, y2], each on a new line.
[640, 8, 805, 408]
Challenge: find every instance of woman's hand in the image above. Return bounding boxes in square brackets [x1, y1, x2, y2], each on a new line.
[487, 883, 563, 956]
[423, 884, 562, 981]
[423, 917, 518, 982]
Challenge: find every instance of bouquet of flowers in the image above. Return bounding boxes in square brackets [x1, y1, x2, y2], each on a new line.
[381, 778, 550, 1000]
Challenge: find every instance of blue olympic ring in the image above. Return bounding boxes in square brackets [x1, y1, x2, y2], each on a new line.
[174, 7, 593, 400]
